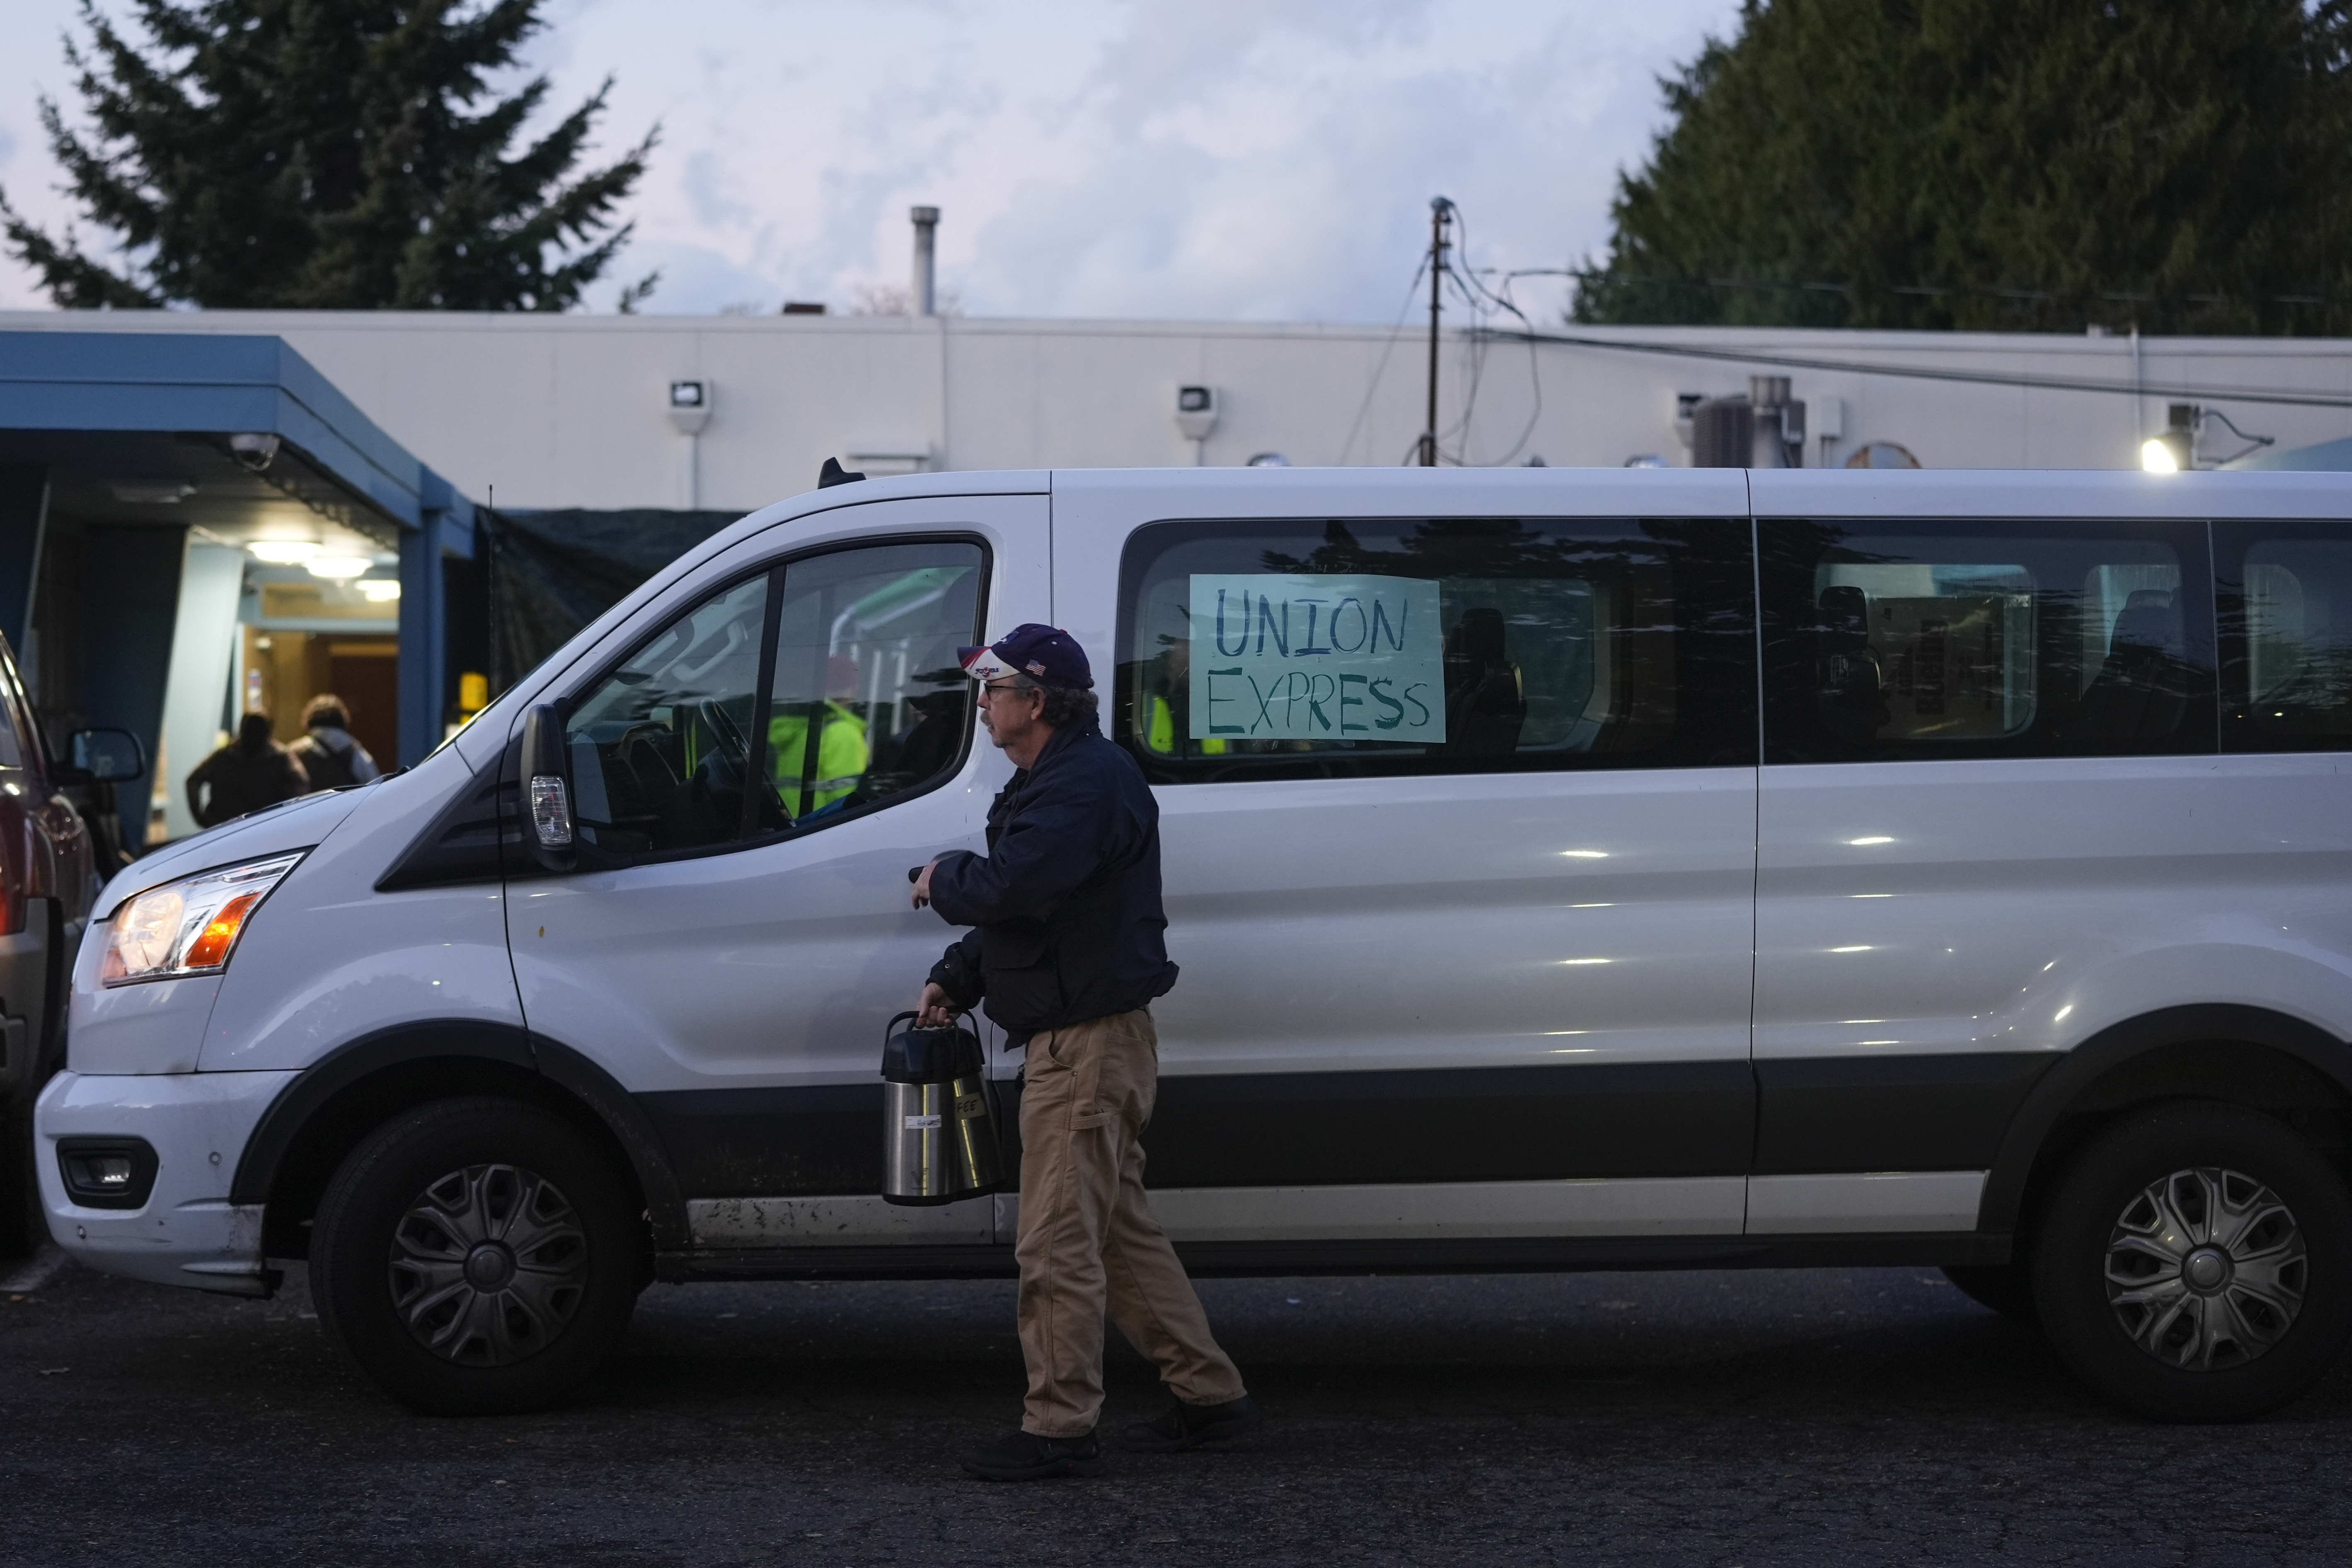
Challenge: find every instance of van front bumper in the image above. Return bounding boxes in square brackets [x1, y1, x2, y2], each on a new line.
[34, 1068, 299, 1297]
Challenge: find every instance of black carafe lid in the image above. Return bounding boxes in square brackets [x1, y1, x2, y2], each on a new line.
[881, 1011, 985, 1084]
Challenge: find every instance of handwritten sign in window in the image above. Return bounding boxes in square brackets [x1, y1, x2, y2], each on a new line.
[1188, 574, 1447, 743]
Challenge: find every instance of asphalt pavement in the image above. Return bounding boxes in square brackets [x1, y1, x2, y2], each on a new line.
[2, 1247, 2349, 1566]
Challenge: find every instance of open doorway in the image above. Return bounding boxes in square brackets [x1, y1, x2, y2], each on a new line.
[242, 627, 398, 773]
[152, 554, 402, 845]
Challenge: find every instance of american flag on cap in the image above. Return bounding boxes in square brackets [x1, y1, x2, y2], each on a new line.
[956, 623, 1094, 689]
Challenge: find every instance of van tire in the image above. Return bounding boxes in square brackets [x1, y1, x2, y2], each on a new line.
[1940, 1264, 2038, 1321]
[2030, 1101, 2352, 1422]
[310, 1097, 641, 1416]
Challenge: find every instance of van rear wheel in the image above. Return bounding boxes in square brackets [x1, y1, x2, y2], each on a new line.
[2030, 1101, 2352, 1422]
[310, 1097, 642, 1416]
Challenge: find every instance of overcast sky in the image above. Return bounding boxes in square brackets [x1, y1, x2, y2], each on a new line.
[0, 0, 1743, 321]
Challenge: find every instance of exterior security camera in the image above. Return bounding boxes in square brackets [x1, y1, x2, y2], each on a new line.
[229, 432, 280, 472]
[1175, 385, 1218, 442]
[668, 380, 711, 435]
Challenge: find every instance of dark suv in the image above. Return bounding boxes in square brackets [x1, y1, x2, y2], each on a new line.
[0, 631, 139, 1258]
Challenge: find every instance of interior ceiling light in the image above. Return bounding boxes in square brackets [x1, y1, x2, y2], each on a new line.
[247, 540, 320, 564]
[305, 555, 371, 579]
[356, 579, 402, 602]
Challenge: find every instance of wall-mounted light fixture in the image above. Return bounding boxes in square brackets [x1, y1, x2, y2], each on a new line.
[1673, 392, 1705, 450]
[2141, 404, 2196, 472]
[669, 380, 712, 508]
[1175, 385, 1218, 465]
[1175, 385, 1217, 436]
[2143, 402, 2275, 471]
[667, 379, 711, 435]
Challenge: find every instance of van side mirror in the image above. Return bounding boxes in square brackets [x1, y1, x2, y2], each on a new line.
[64, 727, 145, 785]
[518, 705, 576, 872]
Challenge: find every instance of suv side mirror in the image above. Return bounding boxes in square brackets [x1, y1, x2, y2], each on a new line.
[65, 727, 145, 785]
[518, 704, 576, 872]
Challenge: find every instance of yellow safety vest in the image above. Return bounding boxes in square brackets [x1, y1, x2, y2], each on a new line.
[769, 701, 869, 815]
[1148, 694, 1225, 756]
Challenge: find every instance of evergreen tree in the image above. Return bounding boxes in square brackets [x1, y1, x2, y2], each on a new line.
[1575, 0, 2352, 334]
[0, 0, 656, 311]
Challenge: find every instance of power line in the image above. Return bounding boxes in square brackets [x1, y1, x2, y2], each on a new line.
[1336, 251, 1431, 466]
[1476, 327, 2352, 412]
[1442, 206, 1543, 465]
[1518, 266, 2336, 312]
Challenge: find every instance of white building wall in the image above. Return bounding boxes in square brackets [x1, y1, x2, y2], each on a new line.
[8, 310, 2352, 510]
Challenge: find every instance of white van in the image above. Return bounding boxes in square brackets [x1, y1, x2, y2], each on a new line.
[36, 466, 2352, 1422]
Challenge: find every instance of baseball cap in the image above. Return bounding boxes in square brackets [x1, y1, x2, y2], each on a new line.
[957, 623, 1094, 690]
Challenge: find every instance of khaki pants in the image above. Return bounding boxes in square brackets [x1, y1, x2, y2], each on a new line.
[1015, 1009, 1246, 1437]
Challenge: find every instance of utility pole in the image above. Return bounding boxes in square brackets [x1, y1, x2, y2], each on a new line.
[1422, 197, 1452, 467]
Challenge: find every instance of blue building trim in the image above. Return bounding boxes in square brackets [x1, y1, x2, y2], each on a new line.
[0, 329, 477, 770]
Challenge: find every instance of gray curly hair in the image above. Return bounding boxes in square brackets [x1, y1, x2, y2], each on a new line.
[1004, 674, 1100, 729]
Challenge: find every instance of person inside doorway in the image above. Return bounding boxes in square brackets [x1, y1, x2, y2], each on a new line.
[289, 694, 383, 791]
[185, 713, 309, 828]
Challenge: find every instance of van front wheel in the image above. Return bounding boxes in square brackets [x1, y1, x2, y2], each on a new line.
[2031, 1101, 2352, 1422]
[310, 1097, 642, 1415]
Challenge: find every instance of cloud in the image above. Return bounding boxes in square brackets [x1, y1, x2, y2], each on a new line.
[0, 0, 1745, 317]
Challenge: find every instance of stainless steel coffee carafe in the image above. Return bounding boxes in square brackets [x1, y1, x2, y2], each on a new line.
[880, 1010, 1002, 1205]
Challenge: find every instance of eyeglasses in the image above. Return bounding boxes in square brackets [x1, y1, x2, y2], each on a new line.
[979, 680, 1038, 699]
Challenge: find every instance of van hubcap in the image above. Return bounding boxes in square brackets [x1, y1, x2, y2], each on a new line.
[2105, 1166, 2305, 1371]
[388, 1163, 589, 1367]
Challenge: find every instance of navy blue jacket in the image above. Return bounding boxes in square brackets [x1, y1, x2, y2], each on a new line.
[926, 718, 1178, 1041]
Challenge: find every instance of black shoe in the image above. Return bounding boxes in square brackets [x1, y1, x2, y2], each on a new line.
[959, 1428, 1105, 1481]
[1120, 1394, 1261, 1453]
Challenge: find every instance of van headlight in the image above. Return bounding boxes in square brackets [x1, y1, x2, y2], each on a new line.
[100, 852, 305, 987]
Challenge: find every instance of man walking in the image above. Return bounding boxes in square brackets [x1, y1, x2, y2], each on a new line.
[912, 623, 1256, 1481]
[185, 713, 308, 827]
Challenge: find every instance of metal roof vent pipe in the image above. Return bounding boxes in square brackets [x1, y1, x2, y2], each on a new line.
[1748, 375, 1805, 467]
[910, 206, 939, 317]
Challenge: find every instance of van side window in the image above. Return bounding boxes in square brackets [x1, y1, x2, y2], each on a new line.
[2216, 520, 2352, 750]
[1761, 519, 2217, 763]
[561, 540, 985, 862]
[1115, 516, 1756, 781]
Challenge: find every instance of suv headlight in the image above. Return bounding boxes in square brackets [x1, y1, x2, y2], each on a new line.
[100, 852, 305, 987]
